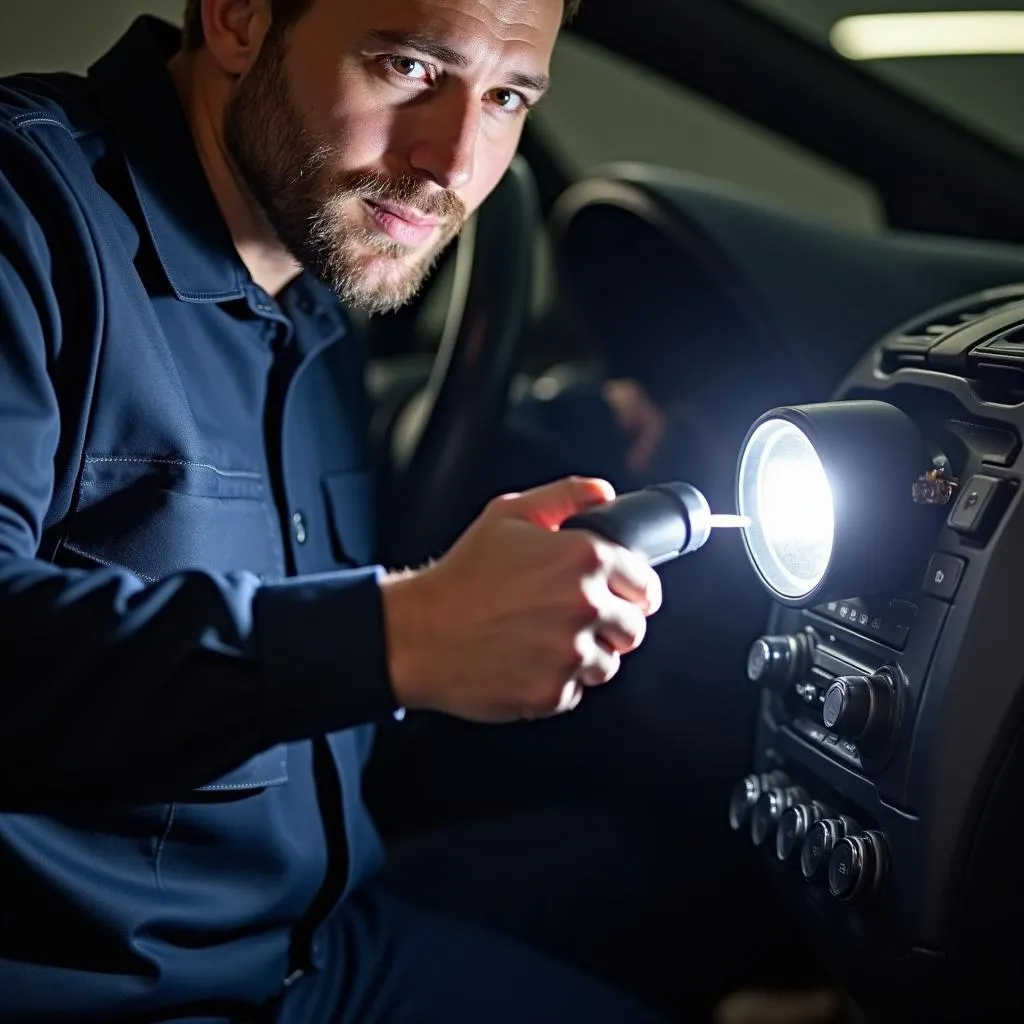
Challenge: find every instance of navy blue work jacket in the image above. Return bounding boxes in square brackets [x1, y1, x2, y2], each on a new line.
[0, 16, 400, 1021]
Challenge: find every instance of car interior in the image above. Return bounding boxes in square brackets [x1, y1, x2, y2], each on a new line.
[5, 0, 1024, 1020]
[357, 1, 1024, 1020]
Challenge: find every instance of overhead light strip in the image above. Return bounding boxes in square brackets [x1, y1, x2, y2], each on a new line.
[831, 11, 1024, 59]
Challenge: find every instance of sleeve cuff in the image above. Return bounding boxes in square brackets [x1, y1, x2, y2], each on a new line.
[250, 566, 399, 741]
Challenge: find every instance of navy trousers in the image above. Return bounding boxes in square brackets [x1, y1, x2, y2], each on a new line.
[275, 878, 668, 1023]
[271, 805, 672, 1022]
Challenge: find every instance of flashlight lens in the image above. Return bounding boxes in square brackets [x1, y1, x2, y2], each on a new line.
[739, 418, 834, 599]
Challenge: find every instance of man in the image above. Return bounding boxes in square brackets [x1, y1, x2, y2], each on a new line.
[0, 1, 673, 1021]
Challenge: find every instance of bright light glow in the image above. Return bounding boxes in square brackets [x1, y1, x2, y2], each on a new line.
[757, 455, 833, 550]
[831, 12, 1024, 60]
[738, 419, 834, 600]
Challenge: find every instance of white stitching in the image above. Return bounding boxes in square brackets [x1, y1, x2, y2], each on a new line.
[84, 457, 262, 480]
[195, 777, 288, 791]
[10, 113, 86, 139]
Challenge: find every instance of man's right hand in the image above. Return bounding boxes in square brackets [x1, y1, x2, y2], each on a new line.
[380, 477, 664, 723]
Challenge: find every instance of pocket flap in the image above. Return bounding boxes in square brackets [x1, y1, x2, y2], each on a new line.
[193, 745, 289, 793]
[321, 469, 376, 567]
[62, 458, 286, 582]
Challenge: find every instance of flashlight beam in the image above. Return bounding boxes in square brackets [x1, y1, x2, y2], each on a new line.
[709, 514, 751, 529]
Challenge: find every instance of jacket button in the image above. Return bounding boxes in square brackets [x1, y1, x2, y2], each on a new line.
[292, 511, 308, 545]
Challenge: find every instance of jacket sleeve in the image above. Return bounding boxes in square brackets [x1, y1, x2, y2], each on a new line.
[0, 122, 397, 813]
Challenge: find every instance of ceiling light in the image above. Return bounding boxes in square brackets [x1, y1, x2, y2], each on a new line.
[831, 11, 1024, 60]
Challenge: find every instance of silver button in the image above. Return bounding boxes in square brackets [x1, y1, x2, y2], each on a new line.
[292, 511, 308, 545]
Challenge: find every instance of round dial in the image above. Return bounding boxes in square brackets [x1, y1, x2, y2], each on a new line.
[751, 786, 810, 847]
[822, 667, 903, 753]
[776, 802, 828, 862]
[800, 815, 858, 882]
[728, 771, 789, 831]
[828, 830, 889, 902]
[746, 632, 814, 691]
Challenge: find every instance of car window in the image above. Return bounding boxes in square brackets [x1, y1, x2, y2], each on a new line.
[742, 0, 1024, 160]
[532, 32, 884, 232]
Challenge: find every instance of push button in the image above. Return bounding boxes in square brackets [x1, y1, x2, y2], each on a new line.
[828, 839, 857, 899]
[922, 553, 965, 601]
[948, 474, 1008, 541]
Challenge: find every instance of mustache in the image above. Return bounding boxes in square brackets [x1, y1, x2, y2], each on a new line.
[335, 169, 465, 223]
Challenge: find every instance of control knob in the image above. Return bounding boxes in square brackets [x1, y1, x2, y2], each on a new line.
[828, 830, 889, 902]
[750, 786, 810, 848]
[800, 815, 858, 882]
[822, 667, 903, 752]
[776, 801, 829, 863]
[728, 771, 789, 831]
[746, 632, 815, 692]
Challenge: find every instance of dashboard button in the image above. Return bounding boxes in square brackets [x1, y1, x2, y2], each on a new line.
[922, 553, 965, 600]
[948, 474, 1009, 541]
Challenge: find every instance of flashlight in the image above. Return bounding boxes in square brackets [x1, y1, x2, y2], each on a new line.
[562, 482, 749, 565]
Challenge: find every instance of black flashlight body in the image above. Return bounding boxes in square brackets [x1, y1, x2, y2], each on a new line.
[561, 482, 713, 565]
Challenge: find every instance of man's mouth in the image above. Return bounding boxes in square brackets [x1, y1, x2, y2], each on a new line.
[362, 199, 441, 247]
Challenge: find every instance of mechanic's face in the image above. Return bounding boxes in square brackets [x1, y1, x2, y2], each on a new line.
[225, 0, 561, 312]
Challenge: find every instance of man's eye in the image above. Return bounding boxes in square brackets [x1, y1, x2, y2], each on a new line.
[385, 56, 430, 81]
[489, 88, 527, 114]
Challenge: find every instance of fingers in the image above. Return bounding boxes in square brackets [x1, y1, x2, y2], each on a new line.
[599, 541, 663, 616]
[487, 476, 616, 531]
[555, 679, 584, 714]
[575, 632, 622, 687]
[525, 585, 645, 719]
[596, 600, 648, 655]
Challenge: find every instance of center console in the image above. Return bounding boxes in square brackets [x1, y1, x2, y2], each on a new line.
[729, 284, 1024, 1019]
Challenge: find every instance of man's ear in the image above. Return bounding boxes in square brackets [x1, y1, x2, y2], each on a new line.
[200, 0, 273, 77]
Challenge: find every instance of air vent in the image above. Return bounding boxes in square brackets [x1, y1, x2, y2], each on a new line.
[880, 284, 1024, 373]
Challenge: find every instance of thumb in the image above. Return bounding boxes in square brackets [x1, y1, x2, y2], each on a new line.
[489, 476, 616, 530]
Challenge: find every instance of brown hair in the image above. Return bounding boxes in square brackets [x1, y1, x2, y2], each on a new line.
[181, 0, 581, 51]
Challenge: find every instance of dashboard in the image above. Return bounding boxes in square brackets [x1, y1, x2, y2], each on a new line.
[729, 284, 1024, 1020]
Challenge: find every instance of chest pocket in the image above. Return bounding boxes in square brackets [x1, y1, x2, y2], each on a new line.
[56, 456, 290, 795]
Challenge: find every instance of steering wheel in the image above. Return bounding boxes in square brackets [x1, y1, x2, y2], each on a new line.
[384, 155, 540, 564]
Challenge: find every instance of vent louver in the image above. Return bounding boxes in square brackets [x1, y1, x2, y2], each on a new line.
[880, 284, 1024, 373]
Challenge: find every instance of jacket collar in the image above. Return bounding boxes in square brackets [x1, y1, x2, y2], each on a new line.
[88, 16, 245, 303]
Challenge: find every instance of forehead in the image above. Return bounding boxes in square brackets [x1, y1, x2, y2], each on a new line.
[313, 0, 564, 61]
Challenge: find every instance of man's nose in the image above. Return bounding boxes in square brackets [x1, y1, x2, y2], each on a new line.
[407, 87, 480, 192]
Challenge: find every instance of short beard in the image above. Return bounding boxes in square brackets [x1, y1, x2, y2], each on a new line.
[224, 29, 465, 313]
